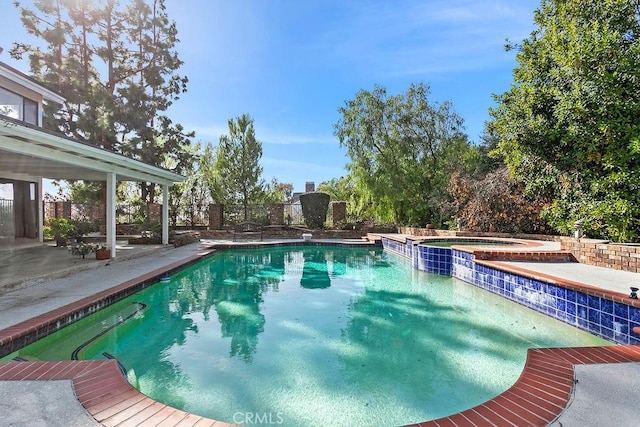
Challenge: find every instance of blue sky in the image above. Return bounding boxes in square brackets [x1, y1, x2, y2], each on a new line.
[0, 0, 540, 194]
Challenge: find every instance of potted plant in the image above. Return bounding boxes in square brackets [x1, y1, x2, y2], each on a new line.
[95, 244, 111, 260]
[48, 218, 77, 247]
[70, 242, 94, 259]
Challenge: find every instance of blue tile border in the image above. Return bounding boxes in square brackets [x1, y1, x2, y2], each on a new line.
[382, 238, 640, 345]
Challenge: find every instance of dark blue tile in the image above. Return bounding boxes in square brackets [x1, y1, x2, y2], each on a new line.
[588, 307, 601, 324]
[577, 292, 588, 306]
[588, 295, 601, 310]
[588, 321, 601, 336]
[566, 289, 577, 303]
[614, 302, 629, 319]
[556, 287, 567, 300]
[615, 321, 629, 337]
[601, 312, 614, 330]
[631, 307, 640, 323]
[557, 298, 567, 313]
[566, 302, 576, 316]
[601, 299, 613, 315]
[555, 310, 567, 321]
[601, 326, 615, 340]
[542, 282, 550, 293]
[578, 305, 588, 320]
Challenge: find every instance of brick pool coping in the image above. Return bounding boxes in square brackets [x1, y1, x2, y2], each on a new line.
[1, 242, 640, 426]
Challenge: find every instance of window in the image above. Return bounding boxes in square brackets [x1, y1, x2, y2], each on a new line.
[0, 86, 39, 125]
[24, 98, 38, 125]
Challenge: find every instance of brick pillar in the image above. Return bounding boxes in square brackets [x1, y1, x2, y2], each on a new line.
[148, 203, 162, 224]
[209, 203, 224, 230]
[331, 201, 347, 226]
[269, 203, 284, 225]
[55, 201, 71, 219]
[92, 203, 105, 222]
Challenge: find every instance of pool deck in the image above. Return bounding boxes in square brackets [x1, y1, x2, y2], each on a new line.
[1, 237, 640, 426]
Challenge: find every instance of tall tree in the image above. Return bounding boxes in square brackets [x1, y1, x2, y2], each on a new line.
[490, 0, 640, 241]
[334, 83, 473, 226]
[214, 114, 266, 221]
[11, 0, 193, 204]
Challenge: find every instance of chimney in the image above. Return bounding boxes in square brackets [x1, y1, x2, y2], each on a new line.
[305, 182, 315, 192]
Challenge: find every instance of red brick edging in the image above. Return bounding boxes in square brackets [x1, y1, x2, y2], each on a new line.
[412, 345, 640, 427]
[1, 345, 639, 426]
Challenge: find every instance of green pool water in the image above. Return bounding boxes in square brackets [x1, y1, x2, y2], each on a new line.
[4, 246, 609, 426]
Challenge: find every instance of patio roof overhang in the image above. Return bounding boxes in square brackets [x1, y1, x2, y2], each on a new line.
[0, 115, 186, 255]
[0, 115, 185, 185]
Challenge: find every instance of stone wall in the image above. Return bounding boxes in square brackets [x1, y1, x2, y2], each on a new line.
[560, 238, 640, 273]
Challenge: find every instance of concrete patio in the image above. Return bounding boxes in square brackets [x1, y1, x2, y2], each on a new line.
[0, 242, 168, 295]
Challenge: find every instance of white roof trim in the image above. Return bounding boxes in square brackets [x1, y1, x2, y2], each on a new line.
[0, 117, 185, 185]
[0, 62, 66, 105]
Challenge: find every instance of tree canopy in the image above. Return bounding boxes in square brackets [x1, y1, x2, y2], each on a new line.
[11, 0, 194, 203]
[491, 0, 640, 241]
[334, 83, 477, 226]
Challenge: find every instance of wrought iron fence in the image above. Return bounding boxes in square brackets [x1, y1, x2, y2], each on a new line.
[173, 203, 209, 227]
[223, 204, 271, 226]
[0, 198, 14, 238]
[284, 203, 304, 225]
[43, 201, 149, 225]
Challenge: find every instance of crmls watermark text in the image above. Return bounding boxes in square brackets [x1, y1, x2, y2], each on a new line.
[232, 412, 285, 425]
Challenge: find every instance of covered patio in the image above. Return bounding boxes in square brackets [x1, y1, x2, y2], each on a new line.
[0, 115, 185, 258]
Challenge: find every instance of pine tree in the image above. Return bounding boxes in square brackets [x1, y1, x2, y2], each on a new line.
[214, 114, 266, 221]
[11, 0, 194, 204]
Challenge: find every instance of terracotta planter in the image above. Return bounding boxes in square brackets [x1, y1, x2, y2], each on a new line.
[95, 249, 111, 260]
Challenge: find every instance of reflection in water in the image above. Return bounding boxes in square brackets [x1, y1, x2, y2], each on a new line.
[300, 249, 331, 289]
[208, 251, 286, 362]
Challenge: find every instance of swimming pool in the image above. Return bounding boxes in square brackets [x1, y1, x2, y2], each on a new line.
[3, 245, 609, 426]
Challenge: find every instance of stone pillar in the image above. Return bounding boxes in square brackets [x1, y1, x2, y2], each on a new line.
[148, 203, 162, 224]
[269, 203, 284, 226]
[331, 201, 347, 226]
[55, 201, 71, 218]
[209, 203, 224, 230]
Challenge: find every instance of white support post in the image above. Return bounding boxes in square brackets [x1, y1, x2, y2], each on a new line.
[38, 177, 44, 243]
[162, 184, 169, 245]
[106, 172, 117, 258]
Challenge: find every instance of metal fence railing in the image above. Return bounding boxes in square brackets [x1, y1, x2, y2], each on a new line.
[173, 203, 208, 227]
[223, 204, 271, 226]
[39, 201, 343, 230]
[0, 198, 14, 238]
[284, 203, 304, 225]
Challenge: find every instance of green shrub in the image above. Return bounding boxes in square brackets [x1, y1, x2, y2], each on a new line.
[300, 192, 330, 229]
